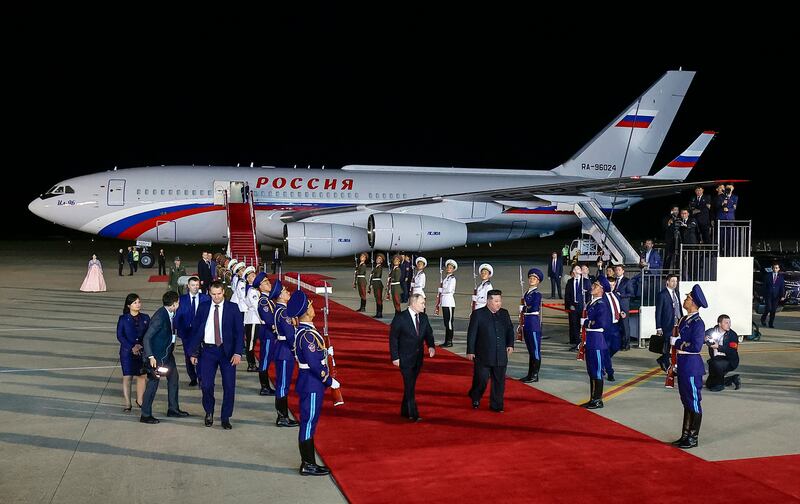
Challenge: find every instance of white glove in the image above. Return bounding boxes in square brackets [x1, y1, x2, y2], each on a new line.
[670, 336, 679, 346]
[327, 346, 334, 357]
[580, 318, 587, 326]
[330, 378, 341, 389]
[471, 295, 477, 302]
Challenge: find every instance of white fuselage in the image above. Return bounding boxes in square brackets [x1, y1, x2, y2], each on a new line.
[28, 166, 639, 250]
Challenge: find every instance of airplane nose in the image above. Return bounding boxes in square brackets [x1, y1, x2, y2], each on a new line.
[28, 197, 44, 218]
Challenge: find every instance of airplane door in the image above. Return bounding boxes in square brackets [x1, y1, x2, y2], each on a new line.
[507, 220, 527, 240]
[108, 179, 125, 206]
[213, 181, 228, 205]
[156, 220, 176, 242]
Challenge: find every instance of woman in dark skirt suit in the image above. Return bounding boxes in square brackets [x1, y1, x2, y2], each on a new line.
[117, 293, 150, 411]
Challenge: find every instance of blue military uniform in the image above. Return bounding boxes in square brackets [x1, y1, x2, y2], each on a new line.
[581, 276, 612, 409]
[602, 290, 622, 381]
[671, 284, 708, 449]
[521, 268, 544, 382]
[257, 278, 281, 396]
[273, 279, 300, 426]
[287, 290, 334, 476]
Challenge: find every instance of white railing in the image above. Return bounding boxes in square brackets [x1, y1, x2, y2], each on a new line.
[717, 220, 752, 258]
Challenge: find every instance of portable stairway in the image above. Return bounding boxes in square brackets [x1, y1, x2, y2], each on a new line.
[225, 190, 259, 269]
[573, 200, 640, 265]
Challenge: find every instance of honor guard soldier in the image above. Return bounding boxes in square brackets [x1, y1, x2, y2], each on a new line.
[671, 284, 708, 449]
[354, 252, 369, 312]
[388, 254, 404, 316]
[287, 290, 341, 476]
[520, 268, 543, 383]
[400, 253, 413, 303]
[473, 263, 494, 310]
[236, 265, 254, 315]
[273, 281, 300, 427]
[243, 269, 262, 372]
[602, 277, 622, 382]
[439, 260, 458, 347]
[580, 277, 613, 409]
[256, 274, 278, 396]
[369, 253, 386, 318]
[411, 257, 427, 298]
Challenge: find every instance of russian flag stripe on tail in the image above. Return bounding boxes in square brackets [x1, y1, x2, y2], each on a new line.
[616, 110, 658, 129]
[650, 131, 716, 180]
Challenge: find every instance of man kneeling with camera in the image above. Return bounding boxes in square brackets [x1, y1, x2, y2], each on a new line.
[704, 314, 741, 392]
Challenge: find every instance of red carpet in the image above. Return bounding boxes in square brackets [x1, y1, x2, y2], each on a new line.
[288, 288, 799, 503]
[148, 275, 168, 282]
[717, 454, 800, 500]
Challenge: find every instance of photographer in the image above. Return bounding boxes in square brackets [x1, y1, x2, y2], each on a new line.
[663, 206, 681, 270]
[716, 184, 738, 221]
[704, 314, 740, 391]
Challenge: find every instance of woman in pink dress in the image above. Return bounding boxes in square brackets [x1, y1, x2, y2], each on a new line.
[80, 254, 107, 292]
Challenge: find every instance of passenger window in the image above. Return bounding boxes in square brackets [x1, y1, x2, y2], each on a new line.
[168, 190, 173, 195]
[192, 190, 197, 196]
[160, 190, 165, 195]
[136, 189, 141, 195]
[382, 193, 387, 199]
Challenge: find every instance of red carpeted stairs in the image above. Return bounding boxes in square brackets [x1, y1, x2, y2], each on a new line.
[227, 202, 258, 267]
[286, 289, 800, 503]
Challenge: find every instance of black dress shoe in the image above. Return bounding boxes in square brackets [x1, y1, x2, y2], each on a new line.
[410, 417, 422, 422]
[167, 409, 190, 417]
[300, 462, 331, 476]
[276, 416, 300, 427]
[568, 345, 579, 352]
[521, 376, 534, 383]
[188, 380, 198, 387]
[259, 387, 275, 396]
[585, 400, 604, 410]
[204, 414, 213, 427]
[607, 373, 615, 382]
[139, 415, 160, 424]
[472, 401, 480, 409]
[222, 420, 232, 430]
[733, 375, 741, 390]
[490, 407, 504, 413]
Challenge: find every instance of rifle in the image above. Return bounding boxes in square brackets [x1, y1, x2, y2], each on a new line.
[434, 257, 443, 316]
[352, 254, 358, 289]
[471, 260, 478, 312]
[516, 265, 525, 342]
[323, 282, 344, 406]
[665, 316, 686, 388]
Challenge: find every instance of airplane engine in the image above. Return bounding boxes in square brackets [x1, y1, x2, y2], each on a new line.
[283, 223, 369, 258]
[368, 213, 467, 251]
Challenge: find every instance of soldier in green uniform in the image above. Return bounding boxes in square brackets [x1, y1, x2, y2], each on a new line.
[369, 253, 386, 319]
[354, 252, 369, 312]
[388, 254, 404, 316]
[167, 256, 186, 294]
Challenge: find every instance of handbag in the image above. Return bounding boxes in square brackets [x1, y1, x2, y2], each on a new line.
[648, 333, 665, 354]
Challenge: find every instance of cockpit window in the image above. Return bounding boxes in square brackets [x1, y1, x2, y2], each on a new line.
[64, 186, 75, 194]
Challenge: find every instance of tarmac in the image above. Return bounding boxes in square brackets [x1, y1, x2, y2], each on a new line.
[1, 239, 798, 503]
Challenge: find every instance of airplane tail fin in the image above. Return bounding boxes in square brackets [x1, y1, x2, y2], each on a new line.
[649, 131, 716, 180]
[552, 70, 695, 179]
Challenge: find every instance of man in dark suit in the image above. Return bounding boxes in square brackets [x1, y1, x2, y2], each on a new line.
[197, 252, 213, 294]
[174, 276, 210, 386]
[547, 251, 563, 299]
[613, 265, 635, 351]
[564, 265, 591, 351]
[761, 263, 786, 328]
[655, 274, 683, 371]
[140, 291, 189, 424]
[389, 293, 435, 421]
[190, 281, 244, 429]
[689, 186, 712, 244]
[467, 290, 515, 412]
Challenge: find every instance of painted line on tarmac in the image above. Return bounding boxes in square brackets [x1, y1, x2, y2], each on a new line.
[0, 365, 118, 374]
[0, 326, 114, 332]
[739, 348, 800, 354]
[574, 366, 664, 405]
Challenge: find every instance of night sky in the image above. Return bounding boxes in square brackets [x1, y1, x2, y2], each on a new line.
[7, 17, 792, 242]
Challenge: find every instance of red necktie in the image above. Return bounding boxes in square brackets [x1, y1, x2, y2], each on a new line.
[214, 304, 222, 346]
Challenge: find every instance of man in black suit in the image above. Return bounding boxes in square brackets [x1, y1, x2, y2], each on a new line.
[564, 265, 591, 351]
[141, 291, 190, 424]
[197, 252, 213, 294]
[467, 289, 515, 412]
[689, 186, 712, 244]
[655, 274, 682, 371]
[547, 251, 563, 299]
[389, 293, 435, 421]
[761, 262, 786, 328]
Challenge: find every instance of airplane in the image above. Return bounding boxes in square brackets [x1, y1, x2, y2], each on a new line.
[28, 70, 733, 266]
